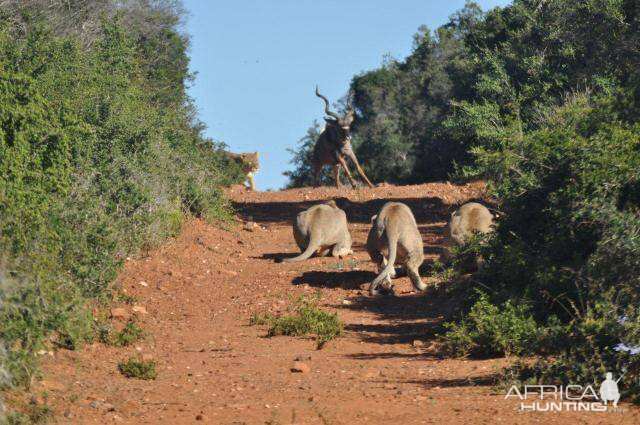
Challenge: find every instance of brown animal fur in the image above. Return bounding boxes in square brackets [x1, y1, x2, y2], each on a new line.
[229, 152, 259, 190]
[366, 202, 426, 295]
[441, 202, 495, 266]
[282, 200, 353, 263]
[312, 87, 373, 189]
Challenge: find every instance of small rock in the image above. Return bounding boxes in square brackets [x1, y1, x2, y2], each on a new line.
[103, 403, 116, 412]
[110, 308, 129, 320]
[30, 394, 44, 406]
[195, 414, 204, 421]
[412, 340, 424, 348]
[138, 281, 148, 287]
[290, 361, 310, 373]
[243, 221, 258, 231]
[132, 305, 147, 315]
[342, 299, 353, 306]
[220, 269, 238, 277]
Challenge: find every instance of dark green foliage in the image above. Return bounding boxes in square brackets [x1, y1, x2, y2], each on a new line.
[283, 121, 332, 188]
[251, 295, 343, 348]
[118, 357, 157, 380]
[442, 292, 551, 357]
[101, 320, 145, 347]
[434, 0, 640, 399]
[284, 2, 484, 186]
[454, 93, 640, 397]
[0, 0, 243, 404]
[117, 293, 137, 305]
[286, 0, 640, 400]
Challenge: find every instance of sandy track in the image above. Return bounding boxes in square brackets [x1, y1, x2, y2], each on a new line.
[37, 182, 639, 424]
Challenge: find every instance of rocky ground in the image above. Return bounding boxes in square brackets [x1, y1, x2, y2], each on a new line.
[33, 182, 639, 424]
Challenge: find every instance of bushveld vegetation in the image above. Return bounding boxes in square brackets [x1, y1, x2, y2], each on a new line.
[117, 357, 158, 380]
[288, 0, 640, 401]
[251, 294, 343, 349]
[0, 0, 243, 416]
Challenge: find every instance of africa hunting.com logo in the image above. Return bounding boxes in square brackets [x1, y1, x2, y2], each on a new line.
[505, 370, 628, 412]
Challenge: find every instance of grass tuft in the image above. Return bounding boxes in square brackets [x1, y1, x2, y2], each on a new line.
[117, 293, 137, 305]
[251, 294, 343, 349]
[117, 357, 157, 380]
[6, 403, 51, 425]
[101, 320, 145, 347]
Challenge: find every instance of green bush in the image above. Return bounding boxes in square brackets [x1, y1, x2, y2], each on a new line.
[0, 1, 243, 410]
[6, 404, 51, 425]
[118, 357, 157, 380]
[444, 92, 640, 396]
[251, 295, 343, 349]
[442, 292, 542, 357]
[101, 320, 145, 347]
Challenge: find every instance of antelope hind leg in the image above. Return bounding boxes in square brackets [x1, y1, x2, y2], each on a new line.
[354, 162, 374, 188]
[346, 152, 374, 188]
[337, 156, 358, 188]
[332, 164, 344, 188]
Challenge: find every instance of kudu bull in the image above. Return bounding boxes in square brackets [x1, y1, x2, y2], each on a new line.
[312, 87, 374, 188]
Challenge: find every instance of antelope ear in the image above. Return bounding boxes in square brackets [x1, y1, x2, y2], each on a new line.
[370, 214, 378, 222]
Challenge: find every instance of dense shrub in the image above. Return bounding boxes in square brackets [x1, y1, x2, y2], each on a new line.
[452, 92, 640, 398]
[118, 357, 157, 380]
[286, 0, 640, 401]
[442, 292, 542, 357]
[0, 0, 243, 412]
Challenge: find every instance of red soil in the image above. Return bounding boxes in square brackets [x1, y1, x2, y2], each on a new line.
[35, 182, 639, 424]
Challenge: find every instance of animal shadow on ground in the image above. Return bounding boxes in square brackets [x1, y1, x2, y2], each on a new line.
[232, 196, 449, 224]
[399, 374, 501, 389]
[292, 270, 376, 290]
[339, 290, 459, 350]
[256, 252, 297, 262]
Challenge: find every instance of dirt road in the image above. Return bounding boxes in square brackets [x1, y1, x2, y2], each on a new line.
[38, 182, 639, 424]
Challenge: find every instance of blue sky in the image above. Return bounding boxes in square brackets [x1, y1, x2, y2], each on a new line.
[183, 0, 511, 190]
